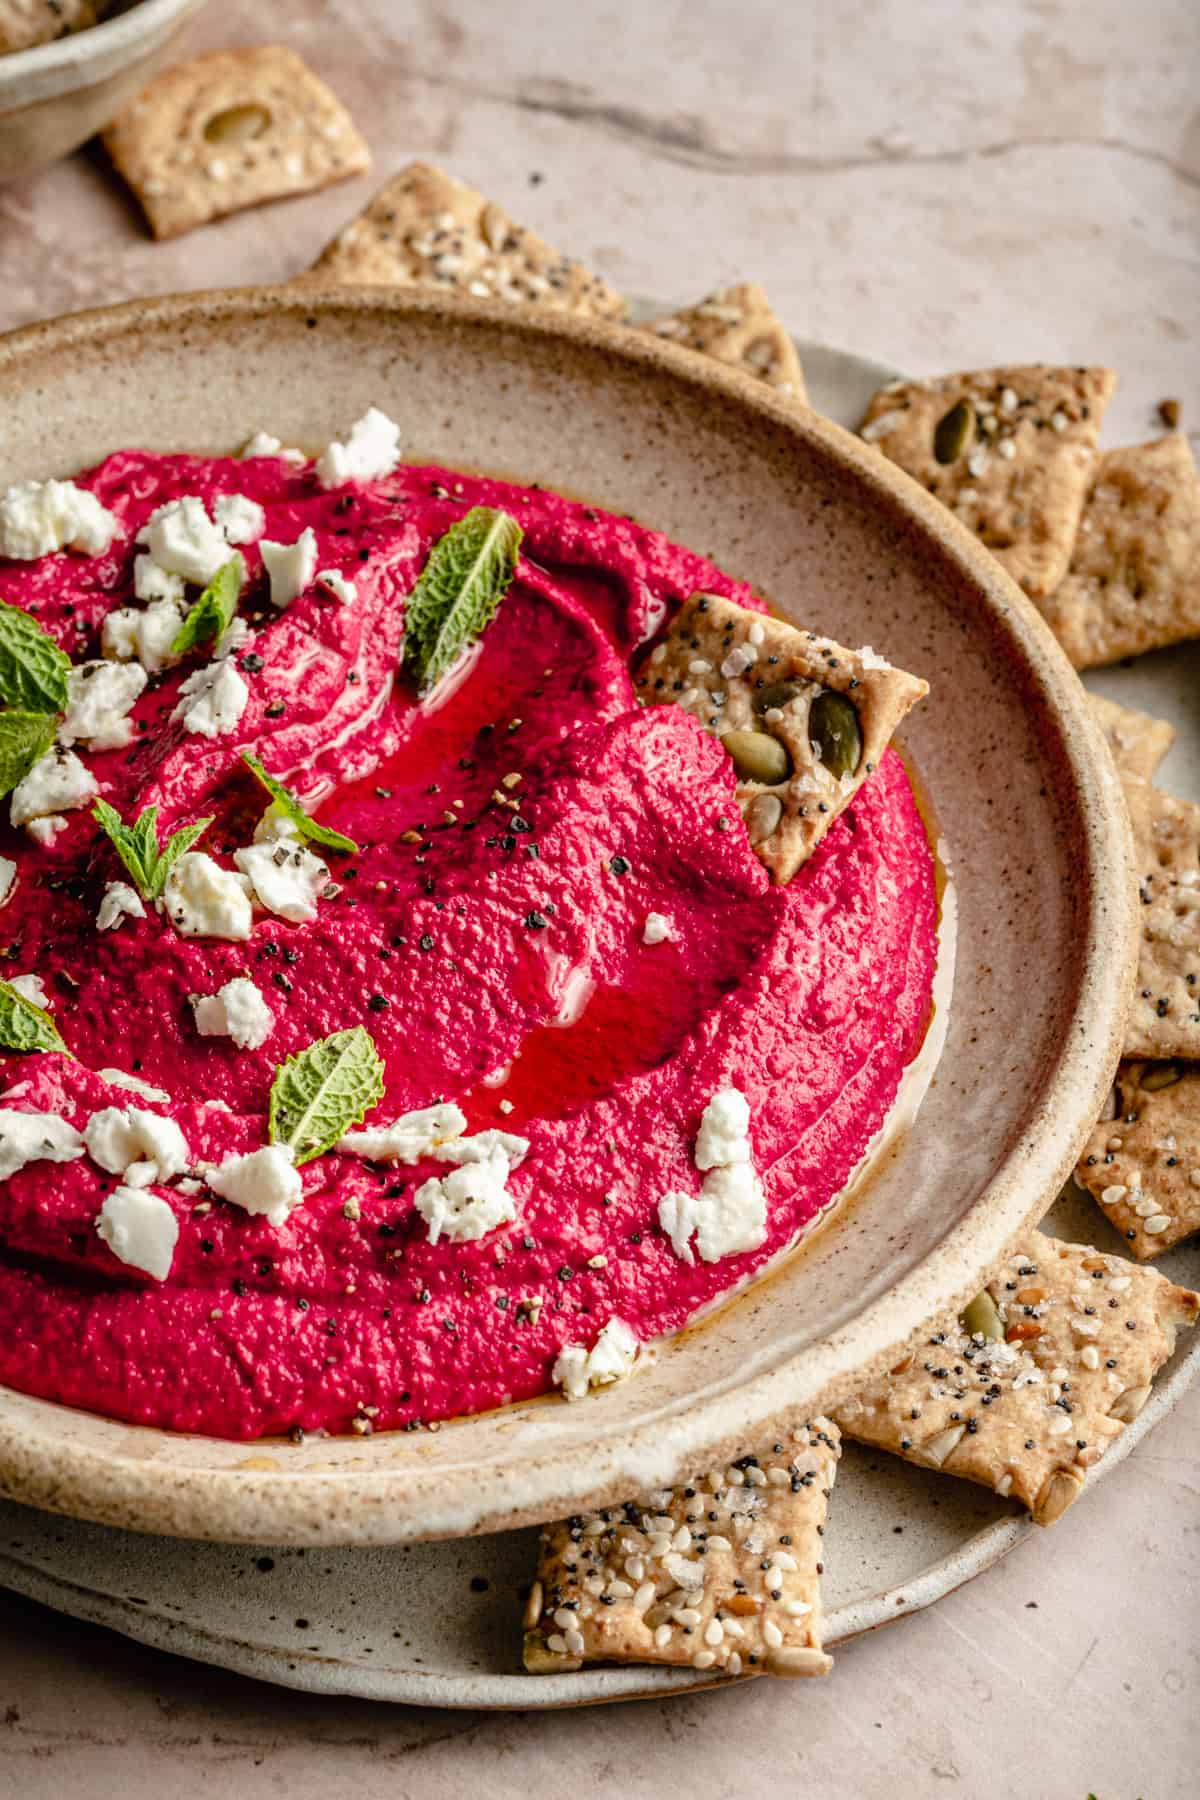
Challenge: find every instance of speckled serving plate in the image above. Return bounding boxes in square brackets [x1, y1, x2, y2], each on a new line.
[0, 296, 1136, 1550]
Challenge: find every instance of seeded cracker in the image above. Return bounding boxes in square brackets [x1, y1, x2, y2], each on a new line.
[1077, 1062, 1200, 1258]
[633, 592, 927, 884]
[1039, 435, 1200, 668]
[523, 1421, 839, 1679]
[1089, 693, 1175, 784]
[307, 161, 626, 320]
[859, 365, 1116, 598]
[102, 48, 370, 241]
[0, 0, 105, 53]
[832, 1231, 1198, 1525]
[1123, 775, 1200, 1059]
[642, 284, 807, 404]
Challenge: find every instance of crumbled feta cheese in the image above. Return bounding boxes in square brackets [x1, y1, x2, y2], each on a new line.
[84, 1105, 190, 1184]
[97, 881, 146, 931]
[101, 597, 188, 675]
[694, 1087, 752, 1171]
[658, 1161, 767, 1265]
[338, 1102, 468, 1161]
[173, 657, 249, 739]
[0, 858, 15, 907]
[435, 1128, 530, 1167]
[133, 554, 185, 605]
[207, 1143, 303, 1227]
[98, 1069, 170, 1103]
[316, 407, 401, 487]
[96, 1185, 179, 1281]
[10, 747, 98, 829]
[553, 1318, 641, 1401]
[0, 1109, 84, 1182]
[7, 973, 48, 1008]
[240, 430, 305, 465]
[26, 815, 66, 846]
[316, 568, 357, 604]
[60, 659, 147, 752]
[642, 911, 673, 945]
[0, 478, 120, 560]
[138, 495, 231, 586]
[213, 493, 266, 545]
[190, 976, 275, 1050]
[857, 645, 892, 672]
[260, 527, 317, 609]
[161, 851, 254, 940]
[413, 1150, 519, 1245]
[235, 837, 329, 923]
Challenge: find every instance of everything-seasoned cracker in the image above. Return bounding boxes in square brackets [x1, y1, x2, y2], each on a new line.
[1123, 775, 1200, 1059]
[0, 0, 103, 53]
[643, 284, 807, 403]
[859, 365, 1116, 598]
[307, 160, 626, 319]
[524, 1420, 839, 1679]
[633, 592, 927, 884]
[1089, 693, 1175, 783]
[1077, 1061, 1200, 1258]
[1040, 436, 1200, 668]
[102, 48, 370, 241]
[832, 1230, 1197, 1525]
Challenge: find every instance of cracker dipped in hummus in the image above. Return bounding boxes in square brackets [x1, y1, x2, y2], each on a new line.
[0, 412, 934, 1438]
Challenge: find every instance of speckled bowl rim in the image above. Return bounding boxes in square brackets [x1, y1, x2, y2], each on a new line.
[0, 0, 204, 106]
[0, 287, 1139, 1546]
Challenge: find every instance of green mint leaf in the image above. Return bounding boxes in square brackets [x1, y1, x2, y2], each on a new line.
[0, 979, 68, 1055]
[92, 799, 213, 900]
[170, 557, 243, 656]
[0, 710, 57, 800]
[269, 1025, 385, 1166]
[240, 751, 359, 855]
[146, 816, 213, 899]
[402, 507, 522, 693]
[0, 599, 71, 714]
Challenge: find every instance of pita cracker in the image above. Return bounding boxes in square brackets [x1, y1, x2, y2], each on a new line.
[1089, 693, 1175, 783]
[0, 0, 103, 53]
[1077, 1061, 1200, 1257]
[859, 365, 1116, 598]
[633, 592, 927, 884]
[832, 1230, 1197, 1525]
[103, 48, 370, 241]
[307, 161, 626, 320]
[643, 284, 807, 403]
[524, 1420, 839, 1679]
[1123, 775, 1200, 1059]
[1040, 436, 1200, 668]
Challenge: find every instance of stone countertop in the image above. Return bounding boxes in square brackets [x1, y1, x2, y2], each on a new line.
[0, 1, 1196, 1795]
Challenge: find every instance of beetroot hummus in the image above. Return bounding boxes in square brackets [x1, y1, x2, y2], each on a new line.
[0, 416, 937, 1439]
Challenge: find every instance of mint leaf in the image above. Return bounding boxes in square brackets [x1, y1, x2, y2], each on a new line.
[171, 557, 243, 656]
[0, 710, 56, 800]
[0, 599, 71, 714]
[269, 1026, 385, 1166]
[0, 979, 68, 1055]
[93, 799, 213, 901]
[402, 507, 522, 693]
[240, 751, 358, 855]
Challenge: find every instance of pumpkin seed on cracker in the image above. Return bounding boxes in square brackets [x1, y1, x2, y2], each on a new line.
[524, 1420, 839, 1679]
[1123, 775, 1200, 1060]
[1089, 694, 1175, 784]
[832, 1231, 1198, 1525]
[858, 364, 1116, 598]
[633, 592, 927, 884]
[1077, 1061, 1200, 1257]
[642, 284, 807, 403]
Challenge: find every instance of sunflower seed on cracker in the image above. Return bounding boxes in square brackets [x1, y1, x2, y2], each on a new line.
[0, 0, 105, 53]
[858, 365, 1116, 598]
[524, 1420, 839, 1679]
[306, 160, 626, 320]
[633, 592, 927, 884]
[642, 284, 807, 403]
[1089, 694, 1175, 784]
[832, 1231, 1197, 1525]
[1077, 1061, 1200, 1257]
[102, 48, 370, 241]
[1123, 775, 1200, 1059]
[1040, 436, 1200, 668]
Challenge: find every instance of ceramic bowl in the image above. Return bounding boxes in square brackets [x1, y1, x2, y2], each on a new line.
[0, 0, 206, 182]
[0, 287, 1137, 1545]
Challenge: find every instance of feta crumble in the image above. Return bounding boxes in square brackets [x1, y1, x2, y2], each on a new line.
[191, 976, 275, 1050]
[138, 495, 231, 586]
[161, 851, 254, 940]
[694, 1087, 752, 1171]
[260, 528, 317, 609]
[60, 660, 147, 752]
[10, 748, 98, 830]
[316, 407, 401, 488]
[207, 1143, 303, 1227]
[0, 478, 120, 560]
[413, 1150, 519, 1246]
[0, 858, 15, 907]
[84, 1105, 189, 1184]
[133, 554, 185, 605]
[0, 1109, 84, 1182]
[235, 835, 329, 924]
[553, 1318, 641, 1401]
[173, 657, 249, 738]
[658, 1161, 767, 1266]
[96, 1186, 179, 1281]
[240, 430, 305, 465]
[337, 1102, 468, 1161]
[97, 881, 146, 931]
[7, 973, 48, 1008]
[26, 816, 66, 846]
[316, 568, 357, 605]
[102, 596, 188, 674]
[213, 493, 266, 545]
[435, 1128, 530, 1167]
[642, 911, 673, 945]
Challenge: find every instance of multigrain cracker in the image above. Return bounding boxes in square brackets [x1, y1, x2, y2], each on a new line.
[0, 0, 104, 54]
[102, 48, 370, 241]
[1040, 436, 1200, 668]
[642, 284, 806, 403]
[832, 1231, 1198, 1525]
[1089, 693, 1175, 783]
[307, 161, 626, 319]
[1123, 775, 1200, 1059]
[523, 1421, 839, 1679]
[859, 365, 1116, 597]
[1077, 1061, 1200, 1258]
[633, 592, 927, 884]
